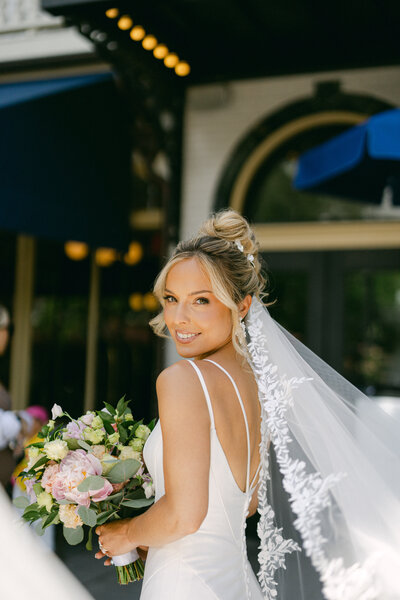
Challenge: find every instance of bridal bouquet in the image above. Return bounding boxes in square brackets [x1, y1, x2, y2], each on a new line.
[14, 397, 156, 585]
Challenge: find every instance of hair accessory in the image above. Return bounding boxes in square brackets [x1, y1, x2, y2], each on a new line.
[234, 239, 255, 266]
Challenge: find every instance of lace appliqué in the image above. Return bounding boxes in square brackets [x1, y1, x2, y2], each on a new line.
[247, 301, 380, 600]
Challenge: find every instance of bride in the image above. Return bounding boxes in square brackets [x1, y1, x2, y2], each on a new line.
[96, 210, 400, 600]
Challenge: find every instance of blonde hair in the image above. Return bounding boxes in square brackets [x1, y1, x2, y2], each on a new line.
[149, 209, 267, 357]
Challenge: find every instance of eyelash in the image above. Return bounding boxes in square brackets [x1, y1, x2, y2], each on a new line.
[163, 296, 209, 305]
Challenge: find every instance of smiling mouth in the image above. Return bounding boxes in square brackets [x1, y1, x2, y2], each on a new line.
[175, 331, 200, 342]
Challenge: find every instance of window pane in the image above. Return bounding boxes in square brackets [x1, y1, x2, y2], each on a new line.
[343, 269, 400, 393]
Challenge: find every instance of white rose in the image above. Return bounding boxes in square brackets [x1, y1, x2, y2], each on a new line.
[27, 448, 46, 470]
[83, 427, 105, 444]
[143, 480, 155, 499]
[119, 446, 141, 462]
[51, 404, 64, 419]
[135, 425, 151, 441]
[37, 491, 53, 512]
[44, 439, 69, 461]
[59, 504, 83, 529]
[129, 437, 144, 452]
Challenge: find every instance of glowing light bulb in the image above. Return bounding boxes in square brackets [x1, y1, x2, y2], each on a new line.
[142, 35, 157, 51]
[175, 61, 191, 77]
[124, 241, 143, 265]
[164, 53, 179, 68]
[143, 292, 159, 312]
[105, 8, 119, 19]
[153, 44, 168, 59]
[129, 293, 143, 312]
[117, 15, 133, 30]
[130, 25, 145, 41]
[95, 247, 117, 267]
[64, 241, 89, 261]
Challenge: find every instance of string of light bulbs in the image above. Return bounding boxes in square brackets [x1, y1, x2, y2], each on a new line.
[105, 8, 191, 77]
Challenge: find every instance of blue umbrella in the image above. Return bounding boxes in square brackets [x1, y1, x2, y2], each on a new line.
[294, 109, 400, 205]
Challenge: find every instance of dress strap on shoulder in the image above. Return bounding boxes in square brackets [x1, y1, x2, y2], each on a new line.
[204, 359, 251, 494]
[185, 360, 215, 429]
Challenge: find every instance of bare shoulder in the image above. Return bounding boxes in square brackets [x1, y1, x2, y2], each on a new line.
[156, 361, 209, 420]
[156, 360, 201, 393]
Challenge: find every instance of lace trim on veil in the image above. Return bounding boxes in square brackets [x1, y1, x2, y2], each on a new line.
[247, 300, 380, 600]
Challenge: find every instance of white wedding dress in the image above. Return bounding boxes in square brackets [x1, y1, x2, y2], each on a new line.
[141, 359, 264, 600]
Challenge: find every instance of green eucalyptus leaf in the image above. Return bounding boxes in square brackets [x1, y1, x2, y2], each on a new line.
[78, 440, 92, 452]
[148, 418, 156, 431]
[107, 459, 140, 484]
[77, 506, 97, 527]
[63, 525, 84, 545]
[121, 498, 154, 509]
[96, 509, 117, 525]
[86, 527, 93, 551]
[77, 475, 106, 492]
[104, 490, 124, 503]
[13, 496, 29, 510]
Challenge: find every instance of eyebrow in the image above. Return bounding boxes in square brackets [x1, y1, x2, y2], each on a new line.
[165, 288, 213, 296]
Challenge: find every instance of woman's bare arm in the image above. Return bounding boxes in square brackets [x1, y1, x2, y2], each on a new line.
[96, 361, 211, 555]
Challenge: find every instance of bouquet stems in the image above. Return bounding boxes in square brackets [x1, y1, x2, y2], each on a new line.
[116, 558, 145, 584]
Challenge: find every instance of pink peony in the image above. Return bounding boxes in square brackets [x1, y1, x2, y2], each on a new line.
[51, 449, 113, 507]
[42, 463, 60, 494]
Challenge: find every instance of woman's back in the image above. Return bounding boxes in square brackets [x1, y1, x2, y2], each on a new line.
[141, 358, 263, 600]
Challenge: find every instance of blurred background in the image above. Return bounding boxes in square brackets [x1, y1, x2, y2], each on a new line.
[0, 0, 399, 596]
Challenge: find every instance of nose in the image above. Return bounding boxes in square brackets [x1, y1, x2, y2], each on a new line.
[174, 301, 190, 325]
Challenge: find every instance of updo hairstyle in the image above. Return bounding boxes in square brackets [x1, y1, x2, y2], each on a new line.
[150, 209, 267, 357]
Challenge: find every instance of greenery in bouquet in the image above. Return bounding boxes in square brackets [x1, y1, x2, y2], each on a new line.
[13, 397, 156, 584]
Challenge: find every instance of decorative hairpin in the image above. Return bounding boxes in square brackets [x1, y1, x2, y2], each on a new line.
[234, 239, 255, 266]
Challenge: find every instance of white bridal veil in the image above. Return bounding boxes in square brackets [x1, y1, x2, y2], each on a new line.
[245, 298, 400, 600]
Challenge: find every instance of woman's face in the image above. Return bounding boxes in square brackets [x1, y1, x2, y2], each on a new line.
[163, 257, 233, 358]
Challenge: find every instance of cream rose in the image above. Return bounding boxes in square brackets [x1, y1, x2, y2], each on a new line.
[44, 440, 69, 461]
[119, 446, 141, 462]
[108, 432, 119, 445]
[90, 444, 106, 460]
[91, 415, 104, 429]
[135, 425, 151, 441]
[37, 491, 53, 512]
[129, 437, 144, 452]
[83, 427, 105, 444]
[59, 504, 83, 529]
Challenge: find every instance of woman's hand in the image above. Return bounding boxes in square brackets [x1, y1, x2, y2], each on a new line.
[95, 518, 137, 564]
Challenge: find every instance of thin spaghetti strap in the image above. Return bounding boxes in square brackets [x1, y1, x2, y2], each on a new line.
[204, 359, 251, 494]
[185, 360, 215, 429]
